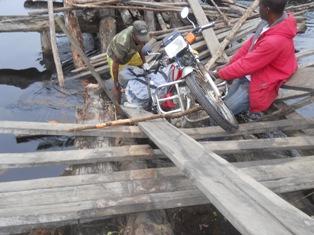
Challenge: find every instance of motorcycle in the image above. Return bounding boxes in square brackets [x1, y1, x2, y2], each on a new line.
[140, 7, 238, 132]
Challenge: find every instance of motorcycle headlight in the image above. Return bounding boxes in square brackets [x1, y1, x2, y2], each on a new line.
[164, 35, 188, 59]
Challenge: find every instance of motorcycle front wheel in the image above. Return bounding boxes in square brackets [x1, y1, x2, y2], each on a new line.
[185, 71, 238, 133]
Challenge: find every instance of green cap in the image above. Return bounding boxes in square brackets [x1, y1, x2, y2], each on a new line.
[133, 20, 150, 43]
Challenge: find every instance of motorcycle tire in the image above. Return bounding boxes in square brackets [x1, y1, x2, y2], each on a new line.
[185, 71, 239, 133]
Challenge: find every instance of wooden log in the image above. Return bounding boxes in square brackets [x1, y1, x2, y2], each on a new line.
[119, 9, 133, 26]
[48, 0, 64, 87]
[209, 0, 230, 26]
[40, 30, 52, 54]
[122, 107, 314, 235]
[64, 0, 85, 68]
[129, 9, 143, 20]
[69, 83, 118, 234]
[156, 13, 168, 31]
[166, 0, 183, 28]
[144, 1, 156, 31]
[99, 9, 116, 53]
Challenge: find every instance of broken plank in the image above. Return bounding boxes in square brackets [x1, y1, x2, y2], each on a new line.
[123, 107, 314, 235]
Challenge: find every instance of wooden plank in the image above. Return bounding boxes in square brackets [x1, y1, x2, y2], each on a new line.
[285, 67, 314, 90]
[2, 155, 314, 193]
[123, 107, 314, 235]
[0, 145, 154, 169]
[187, 0, 227, 60]
[183, 118, 314, 139]
[202, 135, 314, 154]
[0, 121, 145, 138]
[0, 177, 193, 208]
[2, 155, 314, 234]
[0, 190, 207, 235]
[0, 16, 49, 32]
[0, 15, 97, 33]
[1, 135, 314, 169]
[0, 167, 183, 193]
[1, 118, 314, 139]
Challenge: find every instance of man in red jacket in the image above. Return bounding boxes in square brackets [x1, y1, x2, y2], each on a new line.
[214, 0, 297, 115]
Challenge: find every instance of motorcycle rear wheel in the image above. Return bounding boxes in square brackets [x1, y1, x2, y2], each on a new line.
[185, 71, 238, 133]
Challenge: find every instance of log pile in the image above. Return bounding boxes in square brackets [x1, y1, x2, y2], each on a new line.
[53, 0, 311, 80]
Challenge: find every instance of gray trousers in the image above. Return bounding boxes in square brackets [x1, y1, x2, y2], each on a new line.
[224, 78, 250, 115]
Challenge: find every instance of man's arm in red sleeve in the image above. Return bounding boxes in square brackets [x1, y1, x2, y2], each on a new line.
[218, 39, 280, 80]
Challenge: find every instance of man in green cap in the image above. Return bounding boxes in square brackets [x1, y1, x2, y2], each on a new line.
[107, 20, 150, 102]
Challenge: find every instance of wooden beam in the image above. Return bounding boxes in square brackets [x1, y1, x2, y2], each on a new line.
[0, 121, 145, 138]
[64, 0, 85, 68]
[122, 107, 314, 235]
[0, 15, 98, 33]
[1, 135, 314, 169]
[0, 145, 154, 169]
[0, 16, 48, 32]
[48, 0, 64, 87]
[283, 67, 314, 90]
[187, 0, 227, 60]
[1, 118, 314, 139]
[1, 155, 314, 193]
[202, 135, 314, 154]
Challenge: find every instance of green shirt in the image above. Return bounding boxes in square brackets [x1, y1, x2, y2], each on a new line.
[107, 26, 140, 64]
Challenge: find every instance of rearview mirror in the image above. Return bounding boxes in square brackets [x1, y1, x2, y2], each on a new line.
[180, 7, 189, 19]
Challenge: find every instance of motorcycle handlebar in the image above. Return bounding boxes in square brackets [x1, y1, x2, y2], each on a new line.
[192, 22, 215, 34]
[200, 22, 215, 31]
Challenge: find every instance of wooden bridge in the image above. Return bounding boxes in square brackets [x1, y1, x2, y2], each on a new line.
[1, 0, 314, 234]
[1, 106, 314, 234]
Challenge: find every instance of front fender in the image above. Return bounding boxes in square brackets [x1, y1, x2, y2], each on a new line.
[181, 66, 194, 78]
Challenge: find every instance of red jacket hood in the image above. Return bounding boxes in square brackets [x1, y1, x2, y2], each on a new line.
[263, 14, 297, 39]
